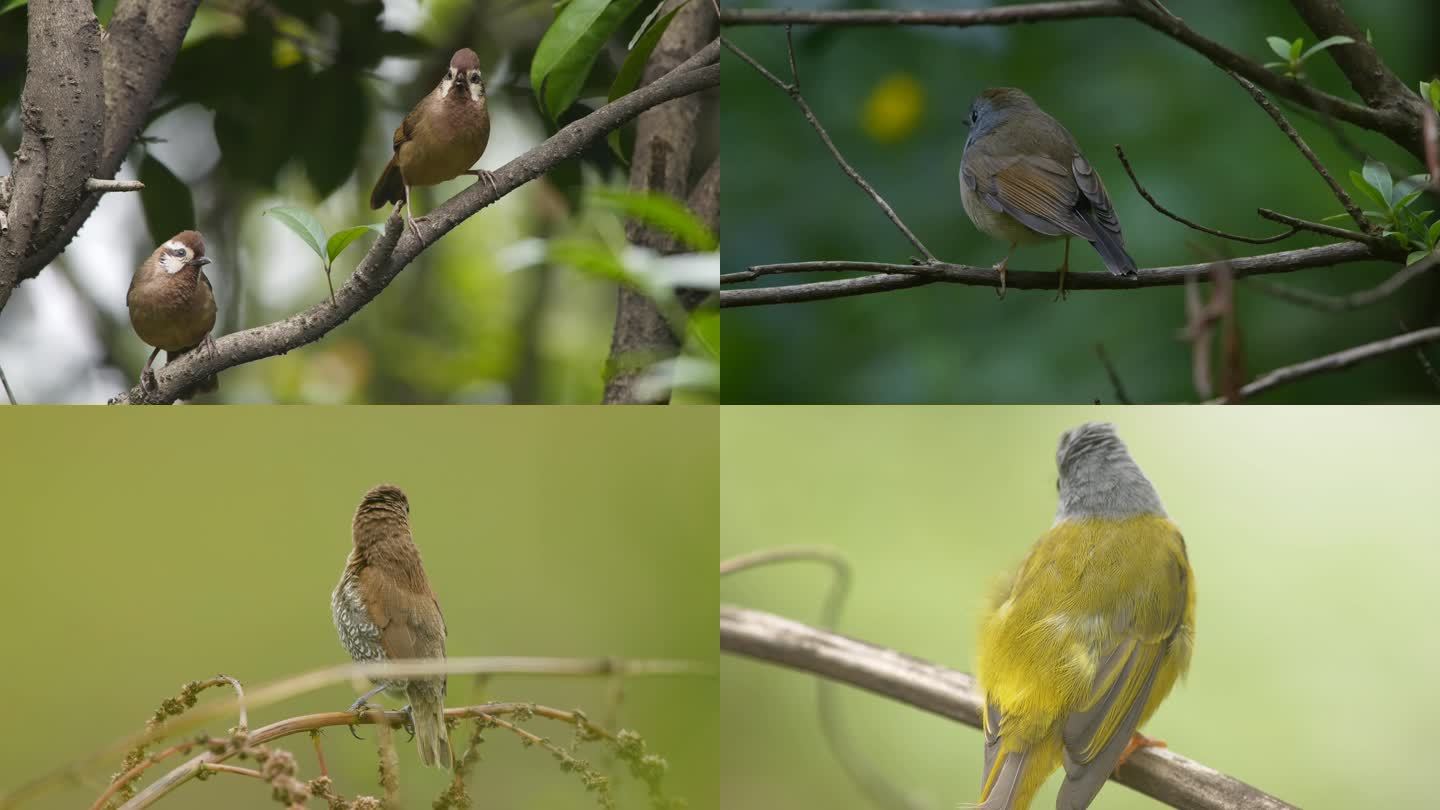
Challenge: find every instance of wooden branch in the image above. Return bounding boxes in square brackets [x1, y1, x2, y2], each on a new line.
[720, 242, 1380, 307]
[720, 1, 1130, 27]
[1222, 324, 1440, 402]
[107, 50, 719, 404]
[721, 604, 1298, 810]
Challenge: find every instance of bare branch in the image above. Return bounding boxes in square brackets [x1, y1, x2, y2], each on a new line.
[1254, 208, 1382, 246]
[720, 242, 1380, 307]
[1094, 343, 1133, 404]
[720, 1, 1130, 26]
[1226, 72, 1374, 235]
[722, 35, 935, 262]
[1248, 252, 1438, 312]
[0, 359, 15, 405]
[1287, 0, 1410, 107]
[1113, 146, 1297, 244]
[721, 604, 1299, 810]
[82, 179, 145, 193]
[106, 53, 720, 404]
[1223, 324, 1440, 402]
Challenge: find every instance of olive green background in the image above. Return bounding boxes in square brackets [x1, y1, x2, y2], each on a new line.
[0, 407, 717, 810]
[721, 406, 1440, 808]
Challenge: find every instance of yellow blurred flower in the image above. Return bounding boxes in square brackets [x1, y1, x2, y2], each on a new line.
[862, 73, 925, 144]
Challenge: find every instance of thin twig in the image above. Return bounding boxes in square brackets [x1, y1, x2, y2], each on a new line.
[1094, 343, 1133, 404]
[0, 359, 15, 404]
[1254, 208, 1384, 247]
[721, 36, 935, 262]
[721, 604, 1299, 810]
[1113, 145, 1296, 244]
[720, 242, 1382, 306]
[1247, 252, 1438, 312]
[1222, 325, 1440, 402]
[1226, 72, 1374, 235]
[196, 762, 264, 781]
[723, 547, 924, 810]
[309, 731, 328, 779]
[721, 1, 1128, 26]
[82, 179, 144, 192]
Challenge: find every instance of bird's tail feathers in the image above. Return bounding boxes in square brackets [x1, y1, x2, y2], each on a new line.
[409, 683, 451, 769]
[969, 748, 1028, 810]
[1087, 224, 1138, 278]
[370, 158, 404, 210]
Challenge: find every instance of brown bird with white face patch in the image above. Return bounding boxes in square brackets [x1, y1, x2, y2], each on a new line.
[126, 230, 218, 397]
[332, 484, 452, 769]
[370, 48, 494, 239]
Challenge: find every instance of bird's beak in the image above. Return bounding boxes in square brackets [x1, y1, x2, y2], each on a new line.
[190, 256, 212, 267]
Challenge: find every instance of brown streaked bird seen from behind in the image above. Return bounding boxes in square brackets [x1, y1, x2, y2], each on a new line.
[332, 484, 452, 768]
[371, 48, 494, 240]
[126, 230, 218, 399]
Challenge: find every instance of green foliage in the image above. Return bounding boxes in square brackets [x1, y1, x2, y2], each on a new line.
[1421, 79, 1440, 114]
[138, 154, 195, 244]
[265, 206, 384, 301]
[1263, 34, 1353, 78]
[531, 0, 648, 122]
[606, 2, 688, 161]
[592, 188, 718, 251]
[1340, 159, 1436, 263]
[0, 0, 26, 15]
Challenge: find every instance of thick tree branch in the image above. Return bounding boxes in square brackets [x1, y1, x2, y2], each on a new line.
[1, 0, 202, 311]
[720, 242, 1381, 307]
[0, 0, 106, 312]
[603, 0, 718, 404]
[107, 52, 720, 404]
[721, 1, 1424, 158]
[721, 604, 1299, 810]
[1286, 0, 1411, 108]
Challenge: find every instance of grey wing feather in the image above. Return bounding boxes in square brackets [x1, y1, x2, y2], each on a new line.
[1057, 644, 1164, 809]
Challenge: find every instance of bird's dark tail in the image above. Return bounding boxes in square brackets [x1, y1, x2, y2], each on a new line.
[370, 158, 404, 210]
[165, 347, 218, 400]
[408, 681, 451, 769]
[1083, 217, 1137, 278]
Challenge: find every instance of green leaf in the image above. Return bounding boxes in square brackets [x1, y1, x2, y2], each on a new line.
[1395, 173, 1432, 198]
[0, 0, 26, 15]
[326, 224, 386, 265]
[1394, 188, 1425, 211]
[1362, 158, 1394, 205]
[1288, 37, 1303, 62]
[266, 205, 330, 268]
[606, 1, 686, 161]
[1262, 61, 1286, 70]
[591, 188, 718, 251]
[1320, 212, 1353, 222]
[1266, 36, 1292, 61]
[531, 0, 647, 121]
[688, 308, 719, 360]
[1407, 250, 1431, 266]
[1299, 35, 1354, 62]
[138, 154, 196, 246]
[1350, 168, 1389, 209]
[1429, 219, 1440, 248]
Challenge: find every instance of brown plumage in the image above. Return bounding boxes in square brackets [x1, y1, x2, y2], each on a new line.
[370, 48, 493, 239]
[126, 230, 218, 398]
[332, 484, 451, 769]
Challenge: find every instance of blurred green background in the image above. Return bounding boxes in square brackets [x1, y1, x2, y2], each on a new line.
[0, 407, 717, 810]
[721, 406, 1440, 808]
[721, 0, 1440, 403]
[0, 0, 717, 403]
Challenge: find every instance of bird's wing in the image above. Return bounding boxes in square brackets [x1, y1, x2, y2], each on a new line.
[1070, 155, 1123, 242]
[1056, 550, 1190, 809]
[358, 564, 447, 660]
[391, 99, 425, 154]
[966, 152, 1093, 240]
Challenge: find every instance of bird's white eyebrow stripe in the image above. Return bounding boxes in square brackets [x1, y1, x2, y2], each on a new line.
[164, 241, 185, 251]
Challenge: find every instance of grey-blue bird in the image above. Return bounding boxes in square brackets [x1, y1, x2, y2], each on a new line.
[960, 88, 1137, 299]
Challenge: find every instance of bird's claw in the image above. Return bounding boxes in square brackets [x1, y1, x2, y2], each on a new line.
[398, 704, 416, 740]
[140, 368, 157, 392]
[470, 169, 499, 200]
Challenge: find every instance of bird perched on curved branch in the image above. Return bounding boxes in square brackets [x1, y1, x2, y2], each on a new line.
[371, 48, 495, 240]
[975, 423, 1195, 809]
[332, 484, 452, 768]
[126, 230, 218, 399]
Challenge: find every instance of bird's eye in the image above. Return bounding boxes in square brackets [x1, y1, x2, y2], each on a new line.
[971, 109, 979, 123]
[169, 248, 184, 257]
[469, 73, 481, 84]
[1055, 477, 1060, 492]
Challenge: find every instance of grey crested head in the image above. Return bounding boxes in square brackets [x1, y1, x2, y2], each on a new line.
[1053, 422, 1165, 521]
[963, 87, 1039, 151]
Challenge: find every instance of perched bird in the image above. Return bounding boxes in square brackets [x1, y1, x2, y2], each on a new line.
[332, 484, 452, 769]
[370, 48, 495, 239]
[126, 230, 218, 398]
[975, 423, 1195, 809]
[960, 88, 1137, 299]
